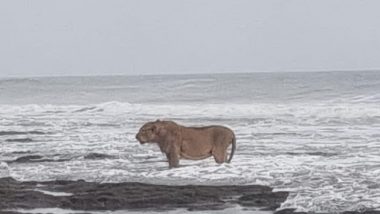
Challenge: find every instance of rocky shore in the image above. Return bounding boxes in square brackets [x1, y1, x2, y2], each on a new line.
[1, 177, 380, 214]
[0, 177, 288, 213]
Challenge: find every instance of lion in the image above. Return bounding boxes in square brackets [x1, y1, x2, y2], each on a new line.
[135, 120, 236, 168]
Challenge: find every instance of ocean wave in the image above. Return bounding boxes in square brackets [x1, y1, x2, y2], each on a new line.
[0, 131, 46, 136]
[350, 94, 380, 103]
[170, 78, 216, 85]
[1, 101, 379, 119]
[1, 101, 380, 213]
[0, 102, 379, 132]
[72, 106, 101, 113]
[0, 78, 41, 85]
[166, 78, 216, 89]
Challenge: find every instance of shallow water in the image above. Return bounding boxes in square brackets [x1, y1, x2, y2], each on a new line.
[1, 71, 380, 213]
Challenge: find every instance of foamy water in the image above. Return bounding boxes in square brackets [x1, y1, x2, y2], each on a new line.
[1, 71, 380, 213]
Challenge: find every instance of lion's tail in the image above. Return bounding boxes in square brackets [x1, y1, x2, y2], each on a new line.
[227, 134, 236, 163]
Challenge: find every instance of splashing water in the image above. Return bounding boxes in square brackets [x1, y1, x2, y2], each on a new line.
[1, 71, 380, 212]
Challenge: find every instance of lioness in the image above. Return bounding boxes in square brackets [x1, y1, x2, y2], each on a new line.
[136, 120, 236, 168]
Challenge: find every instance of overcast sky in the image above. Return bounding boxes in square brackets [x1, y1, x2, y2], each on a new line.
[0, 0, 380, 78]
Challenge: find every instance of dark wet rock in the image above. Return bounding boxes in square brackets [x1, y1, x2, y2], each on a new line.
[7, 155, 71, 164]
[0, 177, 288, 212]
[45, 110, 66, 114]
[11, 151, 31, 154]
[306, 152, 338, 157]
[2, 178, 380, 214]
[5, 138, 33, 143]
[0, 131, 46, 136]
[84, 153, 115, 160]
[73, 106, 101, 113]
[286, 152, 338, 157]
[8, 155, 44, 163]
[239, 192, 289, 210]
[0, 211, 26, 214]
[275, 209, 307, 214]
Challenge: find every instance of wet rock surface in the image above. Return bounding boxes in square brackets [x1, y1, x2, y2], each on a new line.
[7, 155, 71, 164]
[0, 131, 46, 136]
[0, 177, 288, 212]
[2, 177, 379, 214]
[83, 153, 116, 160]
[5, 138, 33, 143]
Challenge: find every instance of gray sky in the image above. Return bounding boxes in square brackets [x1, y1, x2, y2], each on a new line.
[1, 0, 380, 78]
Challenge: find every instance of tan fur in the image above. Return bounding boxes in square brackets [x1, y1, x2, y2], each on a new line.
[136, 120, 236, 168]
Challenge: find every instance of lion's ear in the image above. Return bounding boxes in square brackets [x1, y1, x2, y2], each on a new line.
[152, 124, 159, 134]
[153, 124, 166, 136]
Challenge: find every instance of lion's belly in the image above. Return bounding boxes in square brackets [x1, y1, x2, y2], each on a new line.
[180, 140, 213, 160]
[180, 152, 212, 160]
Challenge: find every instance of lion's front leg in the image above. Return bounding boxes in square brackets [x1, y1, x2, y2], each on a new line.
[166, 151, 179, 168]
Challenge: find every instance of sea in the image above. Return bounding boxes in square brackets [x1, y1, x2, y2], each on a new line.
[0, 71, 380, 213]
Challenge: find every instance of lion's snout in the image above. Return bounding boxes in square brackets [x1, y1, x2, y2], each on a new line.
[135, 133, 142, 142]
[136, 133, 146, 144]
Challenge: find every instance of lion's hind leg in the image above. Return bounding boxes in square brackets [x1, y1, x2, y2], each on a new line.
[212, 147, 227, 164]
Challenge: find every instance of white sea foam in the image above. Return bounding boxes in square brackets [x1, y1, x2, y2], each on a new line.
[0, 162, 10, 177]
[1, 100, 380, 213]
[1, 101, 380, 121]
[33, 189, 73, 197]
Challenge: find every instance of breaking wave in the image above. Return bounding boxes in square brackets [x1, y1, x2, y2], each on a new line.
[1, 100, 380, 212]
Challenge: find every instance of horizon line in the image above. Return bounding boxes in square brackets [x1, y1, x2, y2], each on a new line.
[1, 68, 379, 80]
